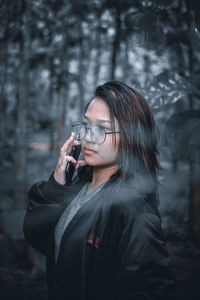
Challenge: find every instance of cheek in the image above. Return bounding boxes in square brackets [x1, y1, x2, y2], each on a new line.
[82, 136, 120, 166]
[98, 139, 119, 162]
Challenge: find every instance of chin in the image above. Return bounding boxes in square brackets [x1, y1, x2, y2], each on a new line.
[84, 157, 99, 166]
[84, 157, 112, 168]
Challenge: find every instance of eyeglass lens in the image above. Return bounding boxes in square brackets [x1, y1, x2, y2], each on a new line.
[73, 123, 105, 144]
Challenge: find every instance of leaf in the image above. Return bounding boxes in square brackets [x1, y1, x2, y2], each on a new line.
[142, 71, 199, 108]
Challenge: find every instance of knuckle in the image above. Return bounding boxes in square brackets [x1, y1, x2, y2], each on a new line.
[64, 155, 70, 162]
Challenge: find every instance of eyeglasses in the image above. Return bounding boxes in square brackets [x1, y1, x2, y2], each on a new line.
[72, 122, 120, 145]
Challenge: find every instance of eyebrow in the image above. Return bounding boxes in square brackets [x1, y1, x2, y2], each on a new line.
[83, 115, 111, 123]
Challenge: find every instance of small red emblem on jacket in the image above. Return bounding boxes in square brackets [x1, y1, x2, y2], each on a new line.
[87, 233, 94, 245]
[94, 236, 100, 248]
[87, 233, 100, 248]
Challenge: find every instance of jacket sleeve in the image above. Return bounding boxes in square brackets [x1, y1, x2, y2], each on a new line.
[23, 172, 73, 255]
[111, 211, 176, 300]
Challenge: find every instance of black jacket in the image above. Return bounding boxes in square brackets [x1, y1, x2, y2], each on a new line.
[23, 169, 176, 300]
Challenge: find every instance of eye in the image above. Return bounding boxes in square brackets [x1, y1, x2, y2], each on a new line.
[95, 125, 106, 135]
[97, 125, 106, 131]
[100, 125, 111, 131]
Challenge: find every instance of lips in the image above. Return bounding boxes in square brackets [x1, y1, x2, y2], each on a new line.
[83, 146, 96, 155]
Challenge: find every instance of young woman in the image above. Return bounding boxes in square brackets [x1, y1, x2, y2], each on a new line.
[23, 81, 176, 300]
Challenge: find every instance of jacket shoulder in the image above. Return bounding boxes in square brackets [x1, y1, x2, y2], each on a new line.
[106, 176, 160, 238]
[111, 180, 159, 219]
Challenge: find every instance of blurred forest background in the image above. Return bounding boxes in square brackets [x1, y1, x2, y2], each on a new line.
[0, 0, 200, 299]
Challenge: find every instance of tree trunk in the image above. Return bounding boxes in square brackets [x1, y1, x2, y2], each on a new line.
[49, 55, 55, 152]
[122, 37, 130, 82]
[14, 0, 30, 207]
[172, 0, 185, 171]
[188, 151, 200, 245]
[93, 12, 102, 88]
[57, 31, 69, 149]
[185, 0, 195, 110]
[0, 46, 8, 150]
[110, 7, 121, 80]
[77, 20, 86, 117]
[176, 0, 185, 77]
[57, 87, 65, 149]
[143, 54, 151, 86]
[184, 0, 200, 243]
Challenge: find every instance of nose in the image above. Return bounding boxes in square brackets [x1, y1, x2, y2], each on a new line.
[84, 127, 94, 144]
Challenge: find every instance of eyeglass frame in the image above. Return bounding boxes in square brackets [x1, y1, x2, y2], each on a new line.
[72, 122, 120, 145]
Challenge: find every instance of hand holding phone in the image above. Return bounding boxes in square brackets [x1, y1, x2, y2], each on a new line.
[54, 132, 86, 185]
[65, 144, 82, 184]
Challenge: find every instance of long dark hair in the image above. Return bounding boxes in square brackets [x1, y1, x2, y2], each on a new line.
[78, 81, 161, 186]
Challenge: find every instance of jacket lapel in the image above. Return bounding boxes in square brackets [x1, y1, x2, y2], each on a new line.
[55, 185, 111, 268]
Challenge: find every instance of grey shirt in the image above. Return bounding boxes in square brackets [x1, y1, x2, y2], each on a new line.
[54, 181, 106, 264]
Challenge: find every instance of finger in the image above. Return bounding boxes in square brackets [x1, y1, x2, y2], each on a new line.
[60, 132, 76, 155]
[67, 141, 81, 158]
[75, 160, 87, 169]
[66, 133, 81, 154]
[63, 155, 77, 165]
[73, 139, 81, 145]
[58, 156, 77, 171]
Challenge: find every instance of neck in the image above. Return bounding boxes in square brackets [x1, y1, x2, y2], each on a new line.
[88, 164, 119, 190]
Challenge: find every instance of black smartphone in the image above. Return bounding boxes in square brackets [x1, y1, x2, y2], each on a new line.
[65, 144, 82, 184]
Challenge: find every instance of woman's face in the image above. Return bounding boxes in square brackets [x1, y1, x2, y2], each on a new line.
[81, 97, 120, 168]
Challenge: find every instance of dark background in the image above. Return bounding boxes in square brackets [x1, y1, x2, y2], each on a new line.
[0, 0, 200, 299]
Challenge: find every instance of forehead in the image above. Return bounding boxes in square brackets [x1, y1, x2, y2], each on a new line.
[85, 98, 111, 120]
